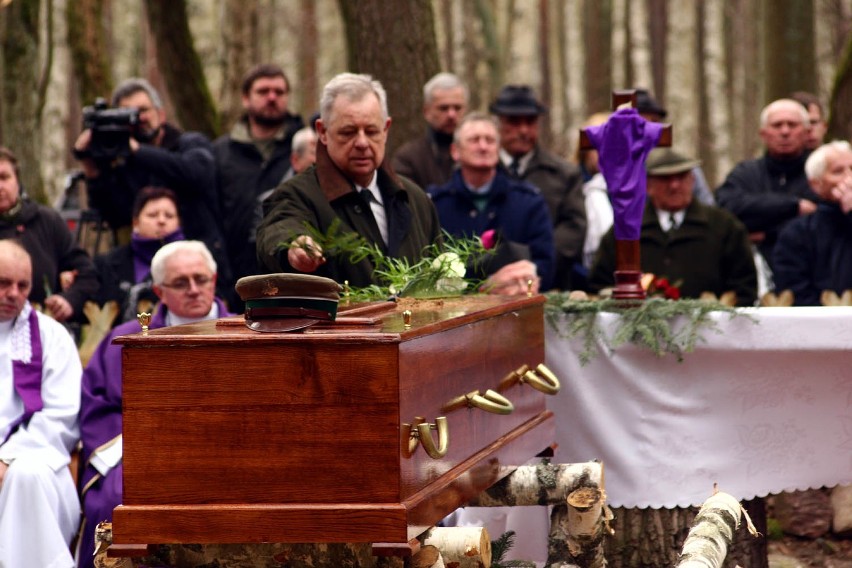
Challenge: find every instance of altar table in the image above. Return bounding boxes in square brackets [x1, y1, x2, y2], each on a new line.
[454, 306, 852, 565]
[546, 305, 852, 508]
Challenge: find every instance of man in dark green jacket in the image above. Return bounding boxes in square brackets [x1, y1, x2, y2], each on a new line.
[590, 148, 757, 306]
[256, 73, 441, 287]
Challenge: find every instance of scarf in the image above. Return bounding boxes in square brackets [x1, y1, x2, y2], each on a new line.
[5, 303, 43, 442]
[130, 228, 186, 282]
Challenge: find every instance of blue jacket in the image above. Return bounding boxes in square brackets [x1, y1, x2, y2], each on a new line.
[427, 170, 556, 290]
[773, 201, 852, 305]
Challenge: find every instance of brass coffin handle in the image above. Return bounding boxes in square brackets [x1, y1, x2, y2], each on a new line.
[522, 363, 561, 395]
[400, 416, 425, 458]
[417, 417, 449, 459]
[469, 389, 514, 415]
[497, 364, 530, 392]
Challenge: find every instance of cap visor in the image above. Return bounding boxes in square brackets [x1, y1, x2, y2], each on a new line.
[246, 317, 322, 333]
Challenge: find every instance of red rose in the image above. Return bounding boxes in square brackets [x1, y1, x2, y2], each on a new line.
[653, 277, 670, 290]
[664, 286, 681, 300]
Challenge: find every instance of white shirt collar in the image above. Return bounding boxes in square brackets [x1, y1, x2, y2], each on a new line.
[166, 302, 220, 327]
[499, 148, 534, 175]
[656, 208, 686, 231]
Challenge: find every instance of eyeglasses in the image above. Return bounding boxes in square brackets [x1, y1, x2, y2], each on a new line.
[159, 274, 214, 291]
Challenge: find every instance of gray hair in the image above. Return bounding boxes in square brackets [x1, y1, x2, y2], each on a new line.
[111, 78, 163, 108]
[453, 111, 499, 145]
[423, 72, 469, 105]
[291, 127, 318, 157]
[760, 98, 809, 128]
[805, 140, 852, 180]
[319, 73, 388, 124]
[150, 240, 216, 285]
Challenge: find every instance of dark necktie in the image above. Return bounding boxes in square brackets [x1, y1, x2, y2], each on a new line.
[668, 213, 678, 232]
[509, 158, 521, 178]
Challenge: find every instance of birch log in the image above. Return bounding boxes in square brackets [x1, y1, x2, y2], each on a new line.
[676, 492, 755, 568]
[411, 545, 445, 568]
[467, 462, 603, 507]
[465, 462, 608, 567]
[422, 526, 491, 568]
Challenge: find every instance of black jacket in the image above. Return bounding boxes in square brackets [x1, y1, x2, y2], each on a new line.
[773, 201, 852, 305]
[0, 199, 99, 316]
[85, 122, 232, 297]
[716, 152, 817, 269]
[213, 114, 304, 285]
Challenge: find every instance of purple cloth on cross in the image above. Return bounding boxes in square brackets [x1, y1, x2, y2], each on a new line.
[584, 108, 665, 240]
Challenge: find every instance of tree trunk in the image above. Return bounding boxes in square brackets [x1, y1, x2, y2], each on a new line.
[610, 0, 627, 88]
[665, 0, 698, 155]
[628, 0, 653, 90]
[762, 0, 816, 101]
[700, 0, 731, 188]
[584, 0, 611, 111]
[296, 0, 319, 117]
[537, 0, 552, 149]
[605, 497, 768, 568]
[143, 0, 220, 138]
[66, 0, 111, 108]
[337, 0, 440, 157]
[218, 0, 259, 131]
[828, 29, 852, 142]
[0, 0, 45, 202]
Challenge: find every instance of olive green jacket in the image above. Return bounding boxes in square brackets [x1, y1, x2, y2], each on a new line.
[256, 144, 441, 288]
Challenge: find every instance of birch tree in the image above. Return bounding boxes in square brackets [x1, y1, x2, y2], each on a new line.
[217, 0, 258, 131]
[664, 0, 698, 155]
[701, 1, 731, 187]
[628, 0, 653, 90]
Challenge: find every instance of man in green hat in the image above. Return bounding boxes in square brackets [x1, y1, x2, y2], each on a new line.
[589, 148, 757, 305]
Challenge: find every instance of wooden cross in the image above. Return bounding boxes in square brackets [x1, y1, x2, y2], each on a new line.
[579, 89, 672, 300]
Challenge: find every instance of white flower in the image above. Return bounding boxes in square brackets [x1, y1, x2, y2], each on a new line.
[432, 252, 466, 279]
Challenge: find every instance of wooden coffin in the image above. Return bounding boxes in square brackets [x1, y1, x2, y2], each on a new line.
[111, 295, 555, 549]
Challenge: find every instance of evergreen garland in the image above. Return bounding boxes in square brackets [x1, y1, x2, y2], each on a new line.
[545, 292, 756, 365]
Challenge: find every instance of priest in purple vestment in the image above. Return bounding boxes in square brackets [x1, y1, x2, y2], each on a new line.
[0, 239, 81, 568]
[78, 240, 232, 568]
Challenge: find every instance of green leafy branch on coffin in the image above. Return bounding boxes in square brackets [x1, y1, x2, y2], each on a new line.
[544, 293, 756, 365]
[283, 219, 493, 302]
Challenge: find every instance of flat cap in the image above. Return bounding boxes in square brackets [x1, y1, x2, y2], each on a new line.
[645, 148, 701, 176]
[236, 273, 341, 332]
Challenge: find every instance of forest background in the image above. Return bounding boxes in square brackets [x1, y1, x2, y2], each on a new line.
[0, 0, 851, 209]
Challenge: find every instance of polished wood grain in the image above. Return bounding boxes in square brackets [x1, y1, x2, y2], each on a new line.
[113, 295, 555, 550]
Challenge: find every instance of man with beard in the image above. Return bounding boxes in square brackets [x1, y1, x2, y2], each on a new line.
[213, 64, 304, 305]
[74, 78, 232, 298]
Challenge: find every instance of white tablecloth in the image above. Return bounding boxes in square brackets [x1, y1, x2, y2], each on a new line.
[546, 306, 852, 508]
[453, 307, 852, 564]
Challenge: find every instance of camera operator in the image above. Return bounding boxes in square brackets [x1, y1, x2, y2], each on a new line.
[73, 78, 232, 297]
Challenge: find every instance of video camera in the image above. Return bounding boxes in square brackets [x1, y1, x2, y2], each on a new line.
[80, 98, 140, 161]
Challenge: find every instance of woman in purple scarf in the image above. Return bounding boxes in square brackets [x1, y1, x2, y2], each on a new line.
[94, 186, 184, 325]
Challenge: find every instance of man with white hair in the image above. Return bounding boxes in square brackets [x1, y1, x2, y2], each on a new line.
[774, 141, 852, 305]
[716, 98, 819, 273]
[78, 240, 231, 568]
[392, 72, 468, 188]
[257, 72, 441, 287]
[0, 239, 81, 568]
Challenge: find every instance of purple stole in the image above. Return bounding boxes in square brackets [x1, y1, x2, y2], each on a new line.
[4, 309, 44, 442]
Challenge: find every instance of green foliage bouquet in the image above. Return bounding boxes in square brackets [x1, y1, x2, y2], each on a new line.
[288, 220, 493, 302]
